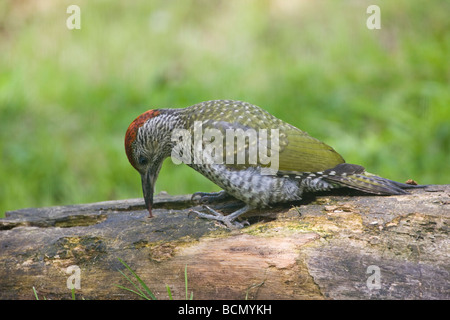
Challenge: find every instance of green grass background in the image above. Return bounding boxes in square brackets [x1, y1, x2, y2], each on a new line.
[1, 0, 449, 216]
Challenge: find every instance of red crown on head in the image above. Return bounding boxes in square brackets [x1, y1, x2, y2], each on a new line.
[125, 109, 161, 169]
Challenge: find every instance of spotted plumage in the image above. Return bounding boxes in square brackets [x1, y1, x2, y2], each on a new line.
[125, 100, 423, 227]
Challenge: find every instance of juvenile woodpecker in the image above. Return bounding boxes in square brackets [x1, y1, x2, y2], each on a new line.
[125, 100, 422, 228]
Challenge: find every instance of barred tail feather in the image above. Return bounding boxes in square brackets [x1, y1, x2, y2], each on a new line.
[280, 163, 426, 195]
[320, 163, 426, 195]
[323, 173, 409, 195]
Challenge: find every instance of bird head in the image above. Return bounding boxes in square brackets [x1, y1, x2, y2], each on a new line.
[125, 109, 174, 217]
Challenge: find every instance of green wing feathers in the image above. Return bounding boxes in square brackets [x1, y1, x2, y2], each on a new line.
[183, 101, 345, 173]
[278, 128, 345, 173]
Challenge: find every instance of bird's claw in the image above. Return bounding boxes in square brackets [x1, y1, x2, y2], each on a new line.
[189, 205, 248, 229]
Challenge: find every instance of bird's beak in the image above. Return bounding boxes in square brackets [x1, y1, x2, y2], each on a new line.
[141, 169, 155, 217]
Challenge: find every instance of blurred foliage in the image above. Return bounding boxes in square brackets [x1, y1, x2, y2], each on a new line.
[0, 0, 449, 215]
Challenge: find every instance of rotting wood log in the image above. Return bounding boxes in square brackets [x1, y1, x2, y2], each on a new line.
[0, 186, 449, 300]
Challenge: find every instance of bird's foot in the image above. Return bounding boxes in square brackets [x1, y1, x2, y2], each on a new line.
[191, 190, 230, 204]
[189, 205, 250, 229]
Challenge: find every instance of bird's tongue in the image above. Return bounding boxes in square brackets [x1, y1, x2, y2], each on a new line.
[147, 204, 153, 218]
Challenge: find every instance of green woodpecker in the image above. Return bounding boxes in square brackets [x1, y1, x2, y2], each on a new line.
[125, 100, 423, 228]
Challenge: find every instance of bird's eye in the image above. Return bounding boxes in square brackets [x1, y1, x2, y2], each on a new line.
[138, 156, 148, 166]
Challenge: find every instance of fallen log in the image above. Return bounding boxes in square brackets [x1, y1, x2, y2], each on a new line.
[0, 186, 449, 300]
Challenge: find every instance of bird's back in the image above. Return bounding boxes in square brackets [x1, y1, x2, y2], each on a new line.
[179, 100, 345, 174]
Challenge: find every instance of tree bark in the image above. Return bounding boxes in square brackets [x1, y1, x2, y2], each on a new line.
[1, 186, 449, 300]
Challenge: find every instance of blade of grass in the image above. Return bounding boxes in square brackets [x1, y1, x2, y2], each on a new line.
[185, 264, 193, 300]
[116, 268, 150, 299]
[115, 283, 151, 300]
[119, 258, 156, 300]
[245, 281, 265, 300]
[116, 258, 157, 300]
[166, 284, 173, 300]
[185, 265, 188, 300]
[32, 287, 39, 300]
